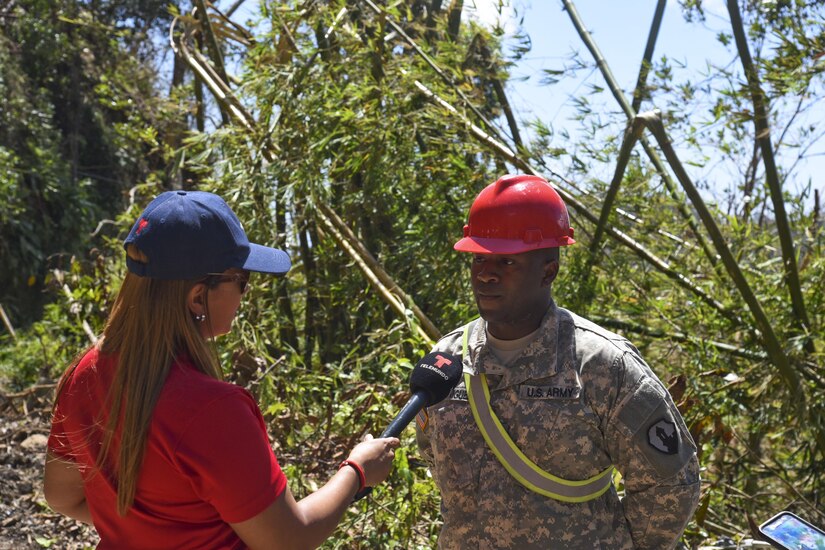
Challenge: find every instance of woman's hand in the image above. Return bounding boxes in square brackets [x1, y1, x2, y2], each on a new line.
[231, 434, 401, 550]
[345, 434, 400, 487]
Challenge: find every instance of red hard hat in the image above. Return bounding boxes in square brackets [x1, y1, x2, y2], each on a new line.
[454, 174, 575, 254]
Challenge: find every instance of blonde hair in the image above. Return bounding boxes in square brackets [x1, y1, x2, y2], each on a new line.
[56, 245, 221, 516]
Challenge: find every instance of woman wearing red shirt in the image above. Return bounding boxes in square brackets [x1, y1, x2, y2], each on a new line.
[44, 190, 399, 549]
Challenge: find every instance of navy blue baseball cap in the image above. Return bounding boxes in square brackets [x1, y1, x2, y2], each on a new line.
[123, 190, 291, 279]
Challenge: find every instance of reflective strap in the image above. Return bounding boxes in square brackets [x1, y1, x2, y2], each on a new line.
[462, 324, 614, 503]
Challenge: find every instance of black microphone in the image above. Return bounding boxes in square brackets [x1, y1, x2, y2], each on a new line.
[353, 352, 462, 501]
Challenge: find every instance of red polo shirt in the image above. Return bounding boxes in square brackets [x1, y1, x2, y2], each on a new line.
[48, 348, 287, 549]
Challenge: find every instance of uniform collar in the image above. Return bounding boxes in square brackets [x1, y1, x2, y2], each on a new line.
[465, 300, 576, 390]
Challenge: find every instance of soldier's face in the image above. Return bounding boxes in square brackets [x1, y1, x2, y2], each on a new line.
[470, 249, 558, 340]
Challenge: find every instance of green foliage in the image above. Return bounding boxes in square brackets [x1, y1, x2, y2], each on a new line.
[0, 0, 186, 327]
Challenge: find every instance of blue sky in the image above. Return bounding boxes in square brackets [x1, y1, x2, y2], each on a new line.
[467, 0, 733, 122]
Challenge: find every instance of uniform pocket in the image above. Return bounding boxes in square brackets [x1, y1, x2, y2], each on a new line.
[430, 400, 479, 497]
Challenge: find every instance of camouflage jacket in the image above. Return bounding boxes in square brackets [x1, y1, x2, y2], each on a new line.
[416, 303, 700, 549]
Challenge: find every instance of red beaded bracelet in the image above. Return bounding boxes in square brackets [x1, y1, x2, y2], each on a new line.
[339, 459, 366, 493]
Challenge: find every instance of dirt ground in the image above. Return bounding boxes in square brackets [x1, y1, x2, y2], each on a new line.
[0, 386, 98, 550]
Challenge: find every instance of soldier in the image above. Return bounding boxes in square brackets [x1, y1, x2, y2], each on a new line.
[416, 175, 700, 549]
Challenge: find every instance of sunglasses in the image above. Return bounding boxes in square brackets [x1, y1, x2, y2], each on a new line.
[203, 272, 250, 295]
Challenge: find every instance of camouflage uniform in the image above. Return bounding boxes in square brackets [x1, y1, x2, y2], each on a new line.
[416, 302, 700, 549]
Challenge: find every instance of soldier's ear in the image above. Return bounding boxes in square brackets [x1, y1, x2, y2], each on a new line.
[542, 259, 559, 287]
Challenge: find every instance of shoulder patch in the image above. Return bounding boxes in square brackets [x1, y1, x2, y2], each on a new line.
[647, 418, 679, 454]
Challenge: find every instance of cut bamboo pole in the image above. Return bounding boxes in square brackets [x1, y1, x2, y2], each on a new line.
[193, 0, 229, 124]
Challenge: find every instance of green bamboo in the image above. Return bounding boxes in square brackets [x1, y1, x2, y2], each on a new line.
[172, 10, 441, 345]
[360, 0, 499, 136]
[641, 110, 803, 405]
[317, 203, 442, 342]
[315, 206, 437, 346]
[726, 0, 814, 353]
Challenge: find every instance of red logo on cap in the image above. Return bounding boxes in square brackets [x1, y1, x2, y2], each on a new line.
[434, 354, 453, 369]
[136, 218, 149, 235]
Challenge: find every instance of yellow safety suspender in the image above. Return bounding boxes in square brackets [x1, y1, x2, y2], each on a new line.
[462, 323, 614, 503]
